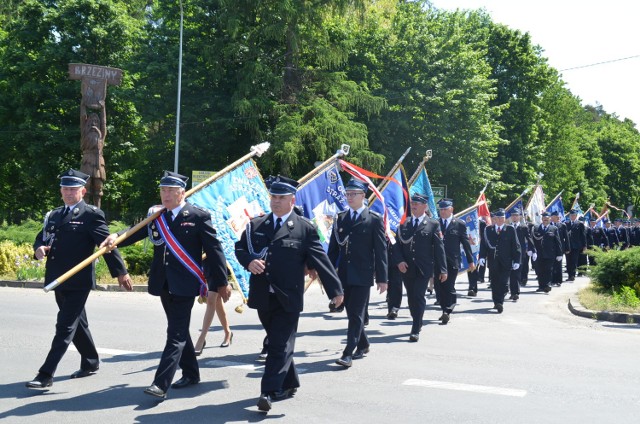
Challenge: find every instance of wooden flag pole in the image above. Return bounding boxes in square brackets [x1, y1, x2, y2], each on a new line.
[44, 142, 271, 292]
[297, 144, 350, 189]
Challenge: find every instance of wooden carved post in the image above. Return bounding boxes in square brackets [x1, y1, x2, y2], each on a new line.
[68, 63, 123, 208]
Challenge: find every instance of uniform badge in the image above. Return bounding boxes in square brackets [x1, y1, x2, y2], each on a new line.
[265, 220, 271, 225]
[153, 231, 159, 237]
[183, 210, 189, 217]
[73, 208, 80, 215]
[287, 221, 294, 229]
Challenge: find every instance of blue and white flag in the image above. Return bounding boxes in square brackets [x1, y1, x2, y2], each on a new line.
[188, 160, 271, 299]
[410, 167, 438, 218]
[506, 199, 524, 219]
[295, 164, 347, 250]
[370, 167, 409, 233]
[546, 194, 565, 218]
[456, 207, 480, 272]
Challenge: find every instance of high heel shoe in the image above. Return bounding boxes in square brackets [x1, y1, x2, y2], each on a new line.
[220, 332, 233, 348]
[195, 340, 206, 356]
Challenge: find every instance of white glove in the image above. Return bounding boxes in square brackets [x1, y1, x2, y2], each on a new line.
[555, 256, 563, 261]
[600, 244, 604, 248]
[527, 251, 533, 257]
[512, 263, 520, 270]
[532, 253, 537, 261]
[478, 258, 486, 267]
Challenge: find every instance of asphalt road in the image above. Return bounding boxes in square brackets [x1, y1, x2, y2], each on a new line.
[1, 271, 639, 424]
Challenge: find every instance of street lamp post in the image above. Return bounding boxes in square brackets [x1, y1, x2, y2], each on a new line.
[174, 0, 184, 173]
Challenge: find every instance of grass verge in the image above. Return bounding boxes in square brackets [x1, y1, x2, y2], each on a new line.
[578, 284, 640, 314]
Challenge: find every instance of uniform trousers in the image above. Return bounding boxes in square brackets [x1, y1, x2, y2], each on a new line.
[520, 256, 530, 284]
[536, 258, 554, 290]
[552, 257, 563, 285]
[435, 264, 458, 314]
[402, 271, 429, 334]
[40, 290, 99, 377]
[489, 260, 510, 306]
[467, 268, 479, 293]
[343, 285, 370, 356]
[566, 249, 581, 279]
[257, 293, 300, 393]
[154, 289, 198, 391]
[386, 265, 403, 313]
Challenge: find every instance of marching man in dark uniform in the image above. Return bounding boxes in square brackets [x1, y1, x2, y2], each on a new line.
[614, 218, 630, 250]
[587, 219, 609, 266]
[604, 219, 620, 249]
[530, 211, 563, 293]
[550, 211, 569, 286]
[329, 178, 387, 366]
[434, 198, 474, 324]
[235, 175, 343, 412]
[479, 208, 520, 313]
[393, 194, 447, 338]
[508, 208, 535, 300]
[101, 171, 230, 399]
[27, 169, 132, 389]
[467, 217, 487, 296]
[565, 209, 587, 281]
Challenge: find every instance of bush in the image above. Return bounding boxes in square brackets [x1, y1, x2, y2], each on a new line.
[0, 219, 41, 245]
[0, 241, 35, 276]
[588, 247, 640, 296]
[118, 241, 153, 276]
[611, 286, 640, 308]
[15, 254, 46, 281]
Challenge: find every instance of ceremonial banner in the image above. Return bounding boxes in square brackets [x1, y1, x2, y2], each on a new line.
[295, 164, 348, 249]
[188, 159, 271, 299]
[477, 192, 492, 226]
[410, 168, 438, 218]
[546, 194, 565, 218]
[570, 193, 583, 217]
[457, 207, 481, 272]
[525, 185, 545, 225]
[506, 199, 524, 219]
[370, 167, 409, 233]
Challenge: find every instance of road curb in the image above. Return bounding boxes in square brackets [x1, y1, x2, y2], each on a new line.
[0, 280, 148, 292]
[568, 297, 640, 324]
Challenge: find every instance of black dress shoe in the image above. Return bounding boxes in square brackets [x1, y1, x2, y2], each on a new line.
[144, 384, 167, 399]
[352, 347, 370, 359]
[257, 393, 272, 411]
[467, 290, 477, 297]
[496, 303, 504, 314]
[70, 368, 98, 379]
[409, 333, 419, 342]
[544, 286, 552, 293]
[26, 373, 53, 389]
[387, 308, 398, 320]
[513, 294, 519, 301]
[441, 313, 450, 325]
[171, 376, 200, 389]
[335, 355, 353, 367]
[272, 387, 297, 400]
[535, 288, 544, 292]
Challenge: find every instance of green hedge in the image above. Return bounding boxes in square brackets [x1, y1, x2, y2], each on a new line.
[588, 247, 640, 297]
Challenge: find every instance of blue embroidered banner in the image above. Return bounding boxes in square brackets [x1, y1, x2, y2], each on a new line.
[506, 199, 524, 219]
[295, 164, 347, 250]
[410, 167, 438, 218]
[457, 207, 480, 272]
[370, 167, 409, 233]
[188, 159, 271, 299]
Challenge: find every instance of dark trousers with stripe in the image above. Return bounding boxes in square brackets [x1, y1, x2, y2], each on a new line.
[39, 290, 99, 378]
[258, 293, 300, 393]
[154, 290, 198, 391]
[343, 285, 370, 356]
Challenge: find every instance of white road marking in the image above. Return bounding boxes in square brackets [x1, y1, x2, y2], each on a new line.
[68, 347, 308, 372]
[69, 346, 145, 356]
[403, 378, 527, 397]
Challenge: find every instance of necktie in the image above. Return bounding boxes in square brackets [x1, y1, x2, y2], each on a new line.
[274, 217, 282, 232]
[497, 226, 501, 234]
[413, 218, 419, 229]
[352, 211, 358, 222]
[166, 210, 173, 222]
[62, 207, 70, 217]
[441, 219, 446, 230]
